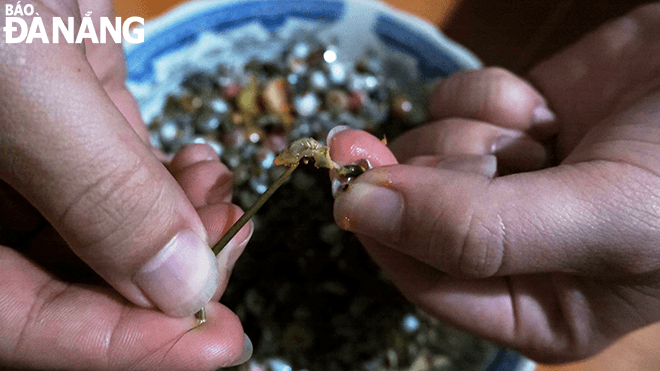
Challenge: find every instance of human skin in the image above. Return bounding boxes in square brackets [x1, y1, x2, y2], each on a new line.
[331, 3, 660, 363]
[0, 0, 250, 369]
[0, 144, 252, 370]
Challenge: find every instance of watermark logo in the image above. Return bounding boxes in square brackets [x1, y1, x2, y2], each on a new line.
[3, 1, 144, 44]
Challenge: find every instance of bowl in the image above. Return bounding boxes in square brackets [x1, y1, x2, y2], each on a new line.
[124, 1, 535, 370]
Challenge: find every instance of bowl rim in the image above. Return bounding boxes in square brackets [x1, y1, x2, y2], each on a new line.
[124, 0, 481, 84]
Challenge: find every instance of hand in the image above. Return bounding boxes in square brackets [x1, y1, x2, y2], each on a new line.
[330, 3, 660, 363]
[0, 1, 251, 369]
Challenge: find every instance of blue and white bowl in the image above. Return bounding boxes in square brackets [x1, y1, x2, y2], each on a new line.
[124, 0, 483, 124]
[124, 1, 535, 370]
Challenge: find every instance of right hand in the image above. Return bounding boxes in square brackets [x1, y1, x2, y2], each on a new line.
[0, 1, 252, 368]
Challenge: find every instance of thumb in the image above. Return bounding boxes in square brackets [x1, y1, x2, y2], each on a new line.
[0, 40, 217, 317]
[331, 130, 658, 278]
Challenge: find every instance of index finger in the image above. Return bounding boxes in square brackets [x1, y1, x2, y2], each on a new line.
[428, 67, 558, 139]
[78, 0, 148, 142]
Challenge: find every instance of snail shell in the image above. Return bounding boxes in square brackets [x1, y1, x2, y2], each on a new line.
[274, 138, 340, 170]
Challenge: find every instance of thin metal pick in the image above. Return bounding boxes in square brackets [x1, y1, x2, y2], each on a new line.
[212, 163, 299, 255]
[193, 163, 299, 322]
[194, 159, 366, 321]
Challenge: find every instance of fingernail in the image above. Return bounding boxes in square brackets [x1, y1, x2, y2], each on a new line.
[214, 222, 253, 299]
[480, 155, 498, 178]
[531, 104, 556, 125]
[217, 222, 253, 273]
[221, 237, 250, 273]
[195, 143, 220, 162]
[438, 155, 497, 178]
[326, 125, 350, 144]
[133, 230, 219, 318]
[491, 133, 522, 153]
[492, 133, 548, 171]
[230, 334, 253, 366]
[334, 181, 402, 239]
[203, 152, 219, 162]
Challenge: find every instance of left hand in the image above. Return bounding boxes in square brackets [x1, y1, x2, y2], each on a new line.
[330, 3, 660, 363]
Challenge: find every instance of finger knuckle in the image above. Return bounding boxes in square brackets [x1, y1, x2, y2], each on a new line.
[414, 212, 450, 269]
[456, 208, 506, 278]
[56, 156, 166, 251]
